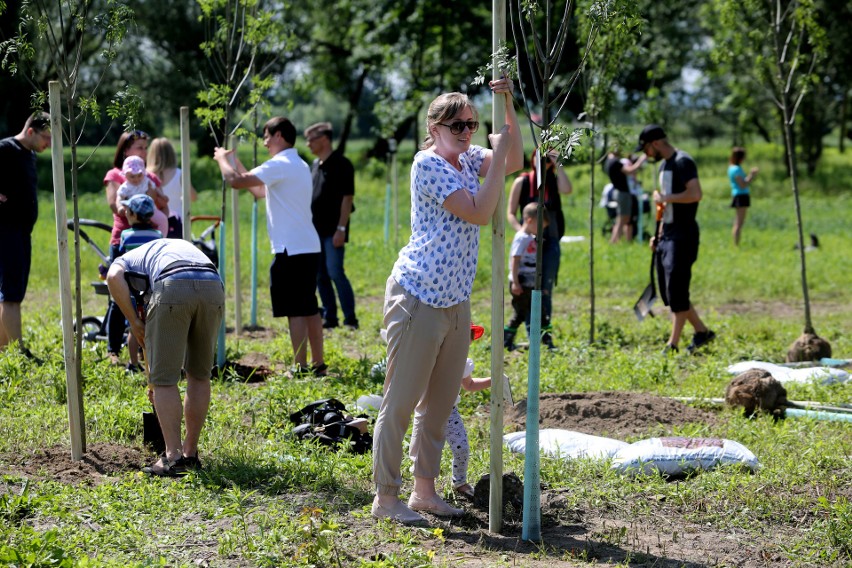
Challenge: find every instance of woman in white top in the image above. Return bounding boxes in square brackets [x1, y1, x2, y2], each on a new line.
[371, 79, 523, 524]
[147, 137, 197, 238]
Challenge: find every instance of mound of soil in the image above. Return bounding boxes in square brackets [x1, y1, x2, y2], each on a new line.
[0, 443, 147, 485]
[221, 352, 275, 382]
[505, 391, 719, 440]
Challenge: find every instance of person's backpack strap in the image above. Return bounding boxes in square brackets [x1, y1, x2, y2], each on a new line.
[289, 398, 348, 425]
[289, 398, 332, 425]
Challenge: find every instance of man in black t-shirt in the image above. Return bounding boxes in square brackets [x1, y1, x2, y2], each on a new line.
[0, 112, 51, 356]
[304, 122, 358, 329]
[636, 124, 715, 354]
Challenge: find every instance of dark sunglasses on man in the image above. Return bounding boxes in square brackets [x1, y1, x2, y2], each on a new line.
[437, 120, 479, 135]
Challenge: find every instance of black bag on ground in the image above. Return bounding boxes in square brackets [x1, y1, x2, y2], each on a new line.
[289, 398, 372, 454]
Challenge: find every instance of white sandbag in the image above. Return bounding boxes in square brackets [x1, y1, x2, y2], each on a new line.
[611, 437, 759, 476]
[355, 394, 383, 412]
[726, 360, 849, 385]
[504, 429, 628, 460]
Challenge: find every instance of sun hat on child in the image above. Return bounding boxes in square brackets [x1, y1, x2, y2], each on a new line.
[121, 194, 155, 220]
[122, 155, 146, 175]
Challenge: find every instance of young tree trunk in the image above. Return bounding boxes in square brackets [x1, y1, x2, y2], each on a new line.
[338, 66, 369, 155]
[587, 122, 596, 344]
[780, 104, 813, 334]
[839, 88, 848, 154]
[66, 93, 84, 399]
[778, 109, 793, 178]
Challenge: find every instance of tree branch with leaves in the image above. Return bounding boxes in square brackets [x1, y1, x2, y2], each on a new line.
[0, 0, 140, 457]
[709, 0, 830, 361]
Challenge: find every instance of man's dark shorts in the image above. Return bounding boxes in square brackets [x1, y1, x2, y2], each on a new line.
[270, 251, 320, 317]
[615, 189, 632, 216]
[656, 236, 699, 313]
[0, 228, 32, 303]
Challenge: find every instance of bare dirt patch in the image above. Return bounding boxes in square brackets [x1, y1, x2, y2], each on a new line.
[715, 299, 851, 320]
[232, 326, 277, 341]
[337, 493, 791, 568]
[0, 442, 147, 485]
[221, 351, 276, 382]
[505, 391, 720, 440]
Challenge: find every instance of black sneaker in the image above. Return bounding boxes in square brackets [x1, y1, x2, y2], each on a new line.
[322, 319, 339, 329]
[687, 330, 716, 353]
[542, 332, 557, 351]
[503, 330, 517, 351]
[662, 343, 679, 355]
[343, 318, 359, 330]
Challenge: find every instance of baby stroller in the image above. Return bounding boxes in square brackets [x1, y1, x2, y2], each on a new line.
[67, 218, 119, 343]
[189, 215, 221, 268]
[70, 215, 220, 344]
[600, 184, 652, 240]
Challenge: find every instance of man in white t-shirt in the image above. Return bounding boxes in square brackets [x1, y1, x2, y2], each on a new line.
[214, 117, 326, 376]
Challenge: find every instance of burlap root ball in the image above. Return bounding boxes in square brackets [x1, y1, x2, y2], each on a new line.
[725, 369, 789, 418]
[473, 471, 525, 518]
[786, 332, 832, 363]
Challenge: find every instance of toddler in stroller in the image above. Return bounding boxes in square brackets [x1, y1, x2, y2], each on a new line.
[189, 215, 221, 268]
[67, 218, 119, 345]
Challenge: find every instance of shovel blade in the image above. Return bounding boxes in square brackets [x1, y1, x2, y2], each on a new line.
[633, 284, 657, 322]
[502, 373, 514, 407]
[143, 410, 165, 454]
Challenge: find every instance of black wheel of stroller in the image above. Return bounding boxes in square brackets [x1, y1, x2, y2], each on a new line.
[76, 316, 104, 342]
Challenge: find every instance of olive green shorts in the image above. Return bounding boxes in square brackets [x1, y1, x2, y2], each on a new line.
[145, 278, 224, 386]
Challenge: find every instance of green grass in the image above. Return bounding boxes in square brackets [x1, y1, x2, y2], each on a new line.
[2, 138, 851, 566]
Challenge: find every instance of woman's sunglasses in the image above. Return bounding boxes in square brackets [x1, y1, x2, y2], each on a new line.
[437, 121, 479, 135]
[128, 129, 148, 141]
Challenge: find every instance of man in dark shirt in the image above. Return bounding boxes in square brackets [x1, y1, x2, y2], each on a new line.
[0, 112, 51, 356]
[304, 122, 358, 329]
[636, 124, 715, 353]
[604, 147, 645, 243]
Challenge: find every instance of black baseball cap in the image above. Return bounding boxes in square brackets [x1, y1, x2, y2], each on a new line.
[635, 124, 667, 152]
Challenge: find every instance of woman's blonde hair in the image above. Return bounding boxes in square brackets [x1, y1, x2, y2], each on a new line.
[147, 137, 178, 177]
[421, 92, 478, 150]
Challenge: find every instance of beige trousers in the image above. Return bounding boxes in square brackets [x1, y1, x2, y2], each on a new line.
[373, 277, 471, 496]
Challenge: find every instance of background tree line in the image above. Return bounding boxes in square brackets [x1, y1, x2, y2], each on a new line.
[1, 0, 850, 176]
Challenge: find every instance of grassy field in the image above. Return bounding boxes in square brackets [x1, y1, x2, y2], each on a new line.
[1, 138, 850, 567]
